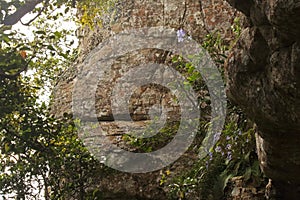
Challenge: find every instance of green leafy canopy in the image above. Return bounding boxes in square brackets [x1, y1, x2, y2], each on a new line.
[0, 0, 113, 199]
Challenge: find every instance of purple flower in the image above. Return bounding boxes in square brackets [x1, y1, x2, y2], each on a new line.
[205, 161, 209, 169]
[226, 136, 231, 140]
[209, 152, 213, 161]
[226, 144, 232, 150]
[227, 152, 232, 161]
[177, 28, 186, 42]
[238, 130, 242, 135]
[215, 146, 222, 153]
[213, 132, 221, 143]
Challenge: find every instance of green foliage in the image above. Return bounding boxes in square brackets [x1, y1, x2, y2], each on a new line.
[168, 176, 198, 199]
[76, 0, 116, 28]
[0, 0, 110, 199]
[166, 20, 264, 199]
[231, 17, 242, 38]
[201, 114, 261, 198]
[122, 122, 179, 153]
[166, 112, 264, 200]
[202, 32, 228, 66]
[0, 85, 101, 199]
[0, 24, 102, 197]
[172, 55, 204, 92]
[0, 25, 30, 78]
[0, 0, 258, 199]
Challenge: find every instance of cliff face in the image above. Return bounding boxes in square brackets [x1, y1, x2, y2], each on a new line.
[52, 0, 238, 119]
[52, 0, 239, 199]
[225, 0, 300, 199]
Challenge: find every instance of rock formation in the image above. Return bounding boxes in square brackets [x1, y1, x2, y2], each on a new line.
[52, 0, 240, 199]
[225, 0, 300, 199]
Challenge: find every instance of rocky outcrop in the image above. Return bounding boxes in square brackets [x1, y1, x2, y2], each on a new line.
[225, 0, 300, 199]
[52, 0, 240, 199]
[52, 0, 238, 118]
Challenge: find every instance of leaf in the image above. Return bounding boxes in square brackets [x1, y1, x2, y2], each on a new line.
[4, 143, 10, 152]
[19, 51, 27, 59]
[220, 171, 234, 191]
[35, 30, 46, 35]
[47, 45, 55, 51]
[19, 46, 31, 51]
[54, 31, 62, 38]
[1, 35, 11, 44]
[244, 152, 250, 162]
[244, 167, 252, 181]
[64, 7, 70, 14]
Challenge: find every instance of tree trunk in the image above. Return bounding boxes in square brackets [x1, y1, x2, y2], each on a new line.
[225, 0, 300, 199]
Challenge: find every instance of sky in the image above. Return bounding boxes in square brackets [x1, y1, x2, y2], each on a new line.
[11, 4, 79, 104]
[12, 4, 78, 43]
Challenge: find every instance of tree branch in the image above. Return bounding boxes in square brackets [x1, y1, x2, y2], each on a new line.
[21, 0, 50, 26]
[0, 64, 28, 79]
[0, 57, 33, 79]
[2, 0, 44, 26]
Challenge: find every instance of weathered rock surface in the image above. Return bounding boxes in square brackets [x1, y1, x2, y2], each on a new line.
[225, 0, 300, 199]
[227, 176, 265, 200]
[52, 0, 241, 199]
[52, 0, 239, 119]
